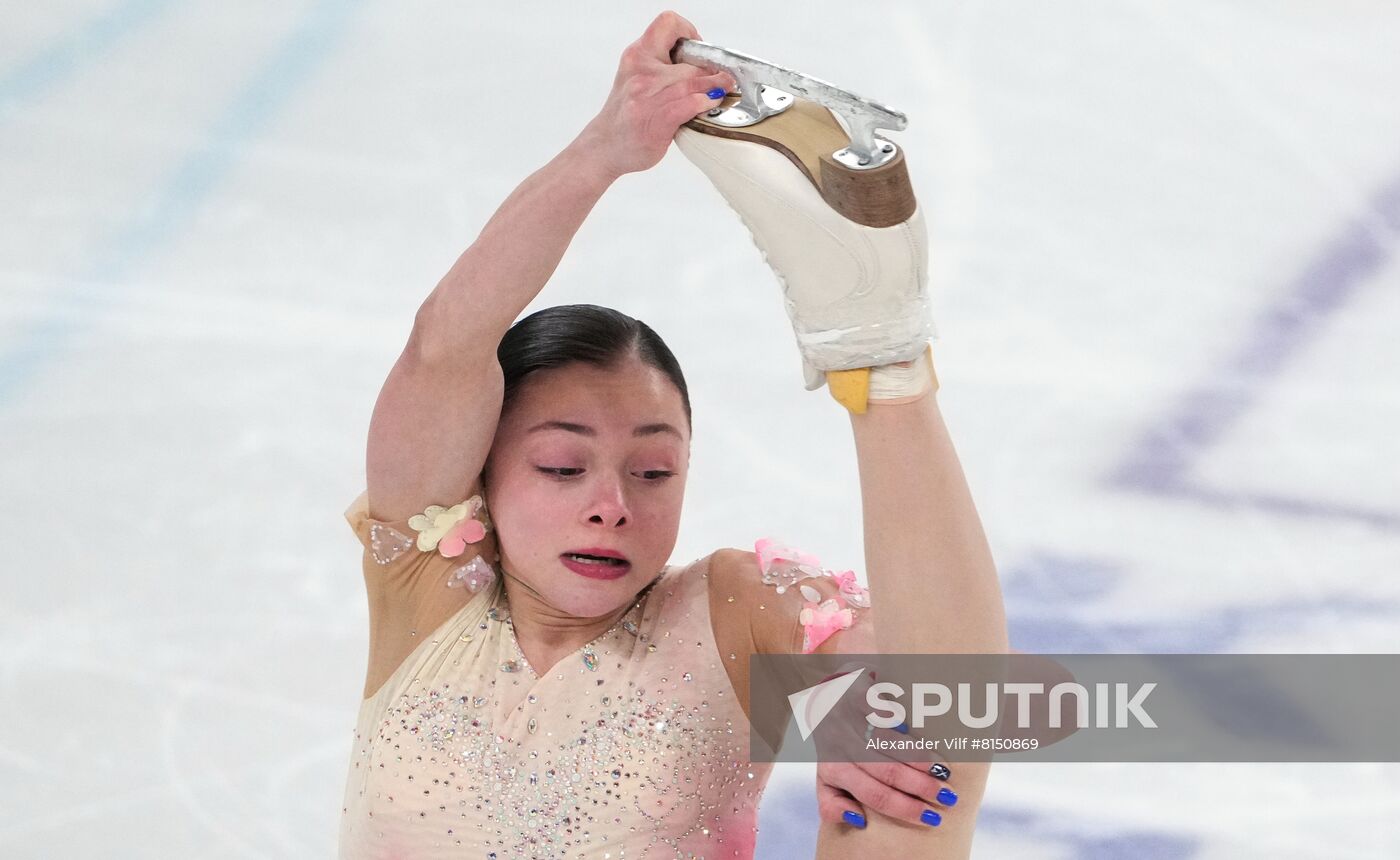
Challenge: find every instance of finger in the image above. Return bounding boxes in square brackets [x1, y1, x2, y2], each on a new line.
[862, 751, 960, 809]
[694, 70, 736, 97]
[663, 91, 725, 127]
[639, 10, 700, 61]
[656, 68, 733, 103]
[836, 763, 944, 827]
[816, 781, 867, 829]
[649, 61, 706, 94]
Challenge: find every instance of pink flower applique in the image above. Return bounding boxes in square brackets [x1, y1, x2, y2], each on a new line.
[754, 537, 824, 594]
[408, 495, 490, 559]
[799, 598, 855, 654]
[438, 516, 487, 558]
[828, 569, 871, 609]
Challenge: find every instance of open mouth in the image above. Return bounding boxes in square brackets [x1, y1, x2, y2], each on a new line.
[560, 552, 632, 578]
[564, 553, 628, 566]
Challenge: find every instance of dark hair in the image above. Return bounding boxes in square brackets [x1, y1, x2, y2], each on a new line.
[496, 304, 692, 427]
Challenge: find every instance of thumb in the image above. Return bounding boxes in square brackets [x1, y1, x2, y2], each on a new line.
[817, 782, 867, 829]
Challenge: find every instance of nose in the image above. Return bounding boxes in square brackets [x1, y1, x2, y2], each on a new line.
[585, 475, 631, 528]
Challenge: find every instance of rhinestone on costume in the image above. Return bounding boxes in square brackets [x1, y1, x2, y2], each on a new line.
[339, 552, 772, 856]
[446, 556, 496, 592]
[844, 589, 872, 609]
[368, 524, 413, 565]
[759, 558, 823, 594]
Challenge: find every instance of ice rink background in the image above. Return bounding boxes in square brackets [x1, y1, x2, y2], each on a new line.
[2, 0, 1398, 856]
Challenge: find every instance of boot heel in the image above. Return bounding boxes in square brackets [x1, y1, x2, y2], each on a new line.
[683, 96, 916, 228]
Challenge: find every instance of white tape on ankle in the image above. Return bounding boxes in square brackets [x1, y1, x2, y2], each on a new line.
[868, 348, 935, 402]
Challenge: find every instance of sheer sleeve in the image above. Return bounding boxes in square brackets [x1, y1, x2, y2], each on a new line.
[746, 538, 871, 654]
[343, 478, 500, 605]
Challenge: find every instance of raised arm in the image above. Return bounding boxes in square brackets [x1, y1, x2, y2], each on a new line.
[812, 389, 1008, 857]
[672, 52, 1009, 855]
[366, 11, 733, 521]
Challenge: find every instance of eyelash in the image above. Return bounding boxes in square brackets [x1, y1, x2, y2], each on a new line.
[536, 467, 674, 481]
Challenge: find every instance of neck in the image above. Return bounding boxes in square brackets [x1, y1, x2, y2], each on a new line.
[500, 566, 635, 673]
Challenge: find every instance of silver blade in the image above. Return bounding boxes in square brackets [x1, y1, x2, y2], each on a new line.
[672, 38, 907, 164]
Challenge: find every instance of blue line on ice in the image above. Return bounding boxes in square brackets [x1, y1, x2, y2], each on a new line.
[0, 0, 367, 407]
[1108, 171, 1400, 529]
[0, 0, 176, 124]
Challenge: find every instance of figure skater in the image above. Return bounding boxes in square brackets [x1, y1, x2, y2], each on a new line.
[338, 11, 1008, 858]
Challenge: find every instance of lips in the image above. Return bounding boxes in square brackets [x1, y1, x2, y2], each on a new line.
[560, 548, 632, 580]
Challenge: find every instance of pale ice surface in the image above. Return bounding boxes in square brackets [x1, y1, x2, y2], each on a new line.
[2, 0, 1398, 857]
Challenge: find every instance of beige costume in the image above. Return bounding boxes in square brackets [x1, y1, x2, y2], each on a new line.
[337, 484, 865, 859]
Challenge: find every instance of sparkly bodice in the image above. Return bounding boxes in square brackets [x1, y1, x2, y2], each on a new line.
[338, 551, 775, 860]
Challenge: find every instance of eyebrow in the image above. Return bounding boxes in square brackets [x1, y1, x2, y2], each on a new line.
[526, 420, 685, 440]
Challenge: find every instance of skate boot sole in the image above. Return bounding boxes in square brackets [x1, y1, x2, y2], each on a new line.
[682, 95, 916, 228]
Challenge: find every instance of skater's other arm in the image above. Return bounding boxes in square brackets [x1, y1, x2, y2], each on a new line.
[366, 11, 733, 521]
[811, 391, 1008, 858]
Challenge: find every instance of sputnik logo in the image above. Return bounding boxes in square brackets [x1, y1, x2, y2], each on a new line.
[788, 668, 868, 740]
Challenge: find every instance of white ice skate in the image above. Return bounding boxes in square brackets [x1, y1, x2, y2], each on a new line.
[671, 38, 937, 412]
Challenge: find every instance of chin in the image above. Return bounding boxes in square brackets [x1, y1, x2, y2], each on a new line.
[549, 562, 653, 615]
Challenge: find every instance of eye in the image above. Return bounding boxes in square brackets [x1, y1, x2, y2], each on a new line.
[637, 470, 675, 481]
[536, 467, 583, 478]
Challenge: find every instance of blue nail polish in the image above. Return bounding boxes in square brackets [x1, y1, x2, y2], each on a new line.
[842, 810, 867, 828]
[937, 787, 958, 806]
[921, 809, 942, 827]
[706, 87, 726, 99]
[894, 721, 909, 734]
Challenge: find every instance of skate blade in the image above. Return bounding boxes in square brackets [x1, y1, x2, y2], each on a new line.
[671, 38, 906, 167]
[672, 39, 916, 228]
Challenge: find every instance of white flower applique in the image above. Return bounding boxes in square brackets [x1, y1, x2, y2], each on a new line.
[407, 495, 491, 558]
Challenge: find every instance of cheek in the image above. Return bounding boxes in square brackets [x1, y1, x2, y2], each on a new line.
[637, 483, 686, 530]
[488, 471, 564, 541]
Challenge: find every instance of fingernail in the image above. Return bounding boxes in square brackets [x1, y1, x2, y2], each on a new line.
[706, 87, 726, 99]
[894, 721, 909, 734]
[842, 810, 867, 828]
[921, 809, 942, 827]
[929, 762, 951, 780]
[937, 787, 958, 806]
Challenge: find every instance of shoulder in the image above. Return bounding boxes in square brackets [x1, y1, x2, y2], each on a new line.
[344, 479, 500, 602]
[704, 541, 871, 655]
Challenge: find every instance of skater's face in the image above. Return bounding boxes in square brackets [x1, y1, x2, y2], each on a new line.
[484, 355, 691, 618]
